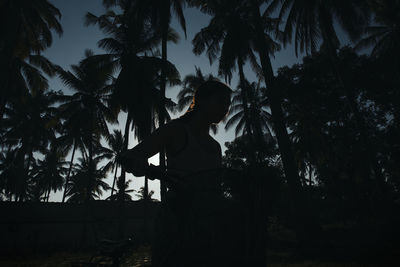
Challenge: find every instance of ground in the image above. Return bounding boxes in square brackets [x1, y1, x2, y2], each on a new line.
[0, 246, 387, 267]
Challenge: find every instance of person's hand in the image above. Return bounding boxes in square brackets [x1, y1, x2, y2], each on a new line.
[117, 150, 149, 177]
[145, 164, 182, 185]
[146, 164, 164, 181]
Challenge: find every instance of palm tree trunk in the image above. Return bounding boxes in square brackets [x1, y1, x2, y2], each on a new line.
[62, 141, 77, 202]
[116, 113, 131, 239]
[85, 131, 93, 203]
[250, 2, 311, 260]
[250, 0, 302, 205]
[120, 113, 131, 202]
[143, 124, 153, 202]
[20, 147, 33, 202]
[237, 58, 257, 164]
[110, 164, 118, 199]
[82, 118, 94, 245]
[144, 175, 149, 201]
[46, 188, 51, 202]
[251, 89, 266, 162]
[159, 0, 170, 202]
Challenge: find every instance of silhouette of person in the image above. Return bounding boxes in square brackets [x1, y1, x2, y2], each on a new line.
[119, 80, 235, 267]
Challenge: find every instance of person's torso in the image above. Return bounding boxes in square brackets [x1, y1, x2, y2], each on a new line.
[166, 121, 221, 193]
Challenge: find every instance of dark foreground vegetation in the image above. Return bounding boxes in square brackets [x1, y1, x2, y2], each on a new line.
[1, 0, 400, 266]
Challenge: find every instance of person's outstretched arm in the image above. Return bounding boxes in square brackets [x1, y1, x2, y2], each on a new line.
[118, 122, 178, 176]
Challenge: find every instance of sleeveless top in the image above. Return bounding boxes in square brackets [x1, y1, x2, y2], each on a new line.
[166, 122, 221, 192]
[166, 122, 221, 175]
[153, 123, 228, 267]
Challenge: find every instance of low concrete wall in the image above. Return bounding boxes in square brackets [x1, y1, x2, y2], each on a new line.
[1, 200, 160, 253]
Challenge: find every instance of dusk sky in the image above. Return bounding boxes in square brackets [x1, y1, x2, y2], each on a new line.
[44, 0, 351, 201]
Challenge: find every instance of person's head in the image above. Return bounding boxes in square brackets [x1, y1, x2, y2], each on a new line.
[180, 80, 232, 124]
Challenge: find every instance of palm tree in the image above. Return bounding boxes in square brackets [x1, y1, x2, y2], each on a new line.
[1, 90, 60, 201]
[105, 0, 187, 200]
[0, 149, 20, 201]
[225, 81, 274, 163]
[0, 53, 59, 125]
[225, 81, 273, 136]
[0, 0, 62, 119]
[57, 114, 89, 203]
[85, 2, 180, 202]
[31, 145, 68, 202]
[248, 81, 274, 143]
[106, 176, 135, 201]
[104, 129, 125, 199]
[135, 186, 157, 202]
[269, 0, 373, 131]
[269, 0, 370, 56]
[355, 0, 400, 128]
[65, 155, 111, 203]
[268, 0, 372, 135]
[225, 89, 251, 138]
[231, 3, 316, 259]
[246, 0, 303, 202]
[270, 0, 386, 193]
[141, 0, 187, 200]
[0, 0, 62, 56]
[356, 0, 400, 71]
[57, 49, 117, 203]
[191, 0, 267, 81]
[191, 0, 279, 160]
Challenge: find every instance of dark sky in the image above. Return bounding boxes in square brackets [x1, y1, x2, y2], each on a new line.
[44, 0, 351, 201]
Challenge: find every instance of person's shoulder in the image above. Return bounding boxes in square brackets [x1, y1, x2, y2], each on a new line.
[166, 118, 186, 130]
[162, 119, 186, 137]
[168, 118, 186, 126]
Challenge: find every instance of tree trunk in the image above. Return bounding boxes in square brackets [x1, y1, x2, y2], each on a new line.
[120, 113, 131, 202]
[237, 58, 253, 136]
[82, 115, 94, 245]
[144, 175, 149, 201]
[85, 131, 93, 204]
[254, 108, 266, 153]
[250, 1, 316, 258]
[62, 141, 77, 202]
[20, 147, 33, 202]
[116, 113, 131, 239]
[237, 58, 257, 164]
[159, 0, 170, 202]
[250, 0, 302, 208]
[46, 188, 51, 202]
[110, 163, 118, 199]
[249, 84, 266, 162]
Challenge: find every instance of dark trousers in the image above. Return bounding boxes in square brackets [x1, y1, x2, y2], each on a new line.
[151, 192, 245, 267]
